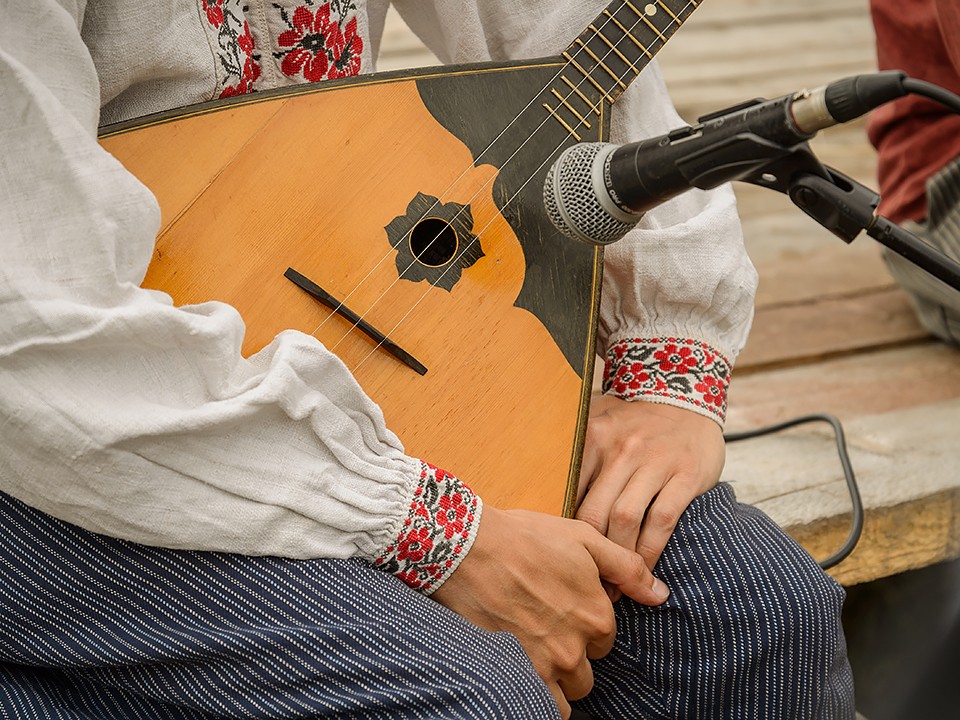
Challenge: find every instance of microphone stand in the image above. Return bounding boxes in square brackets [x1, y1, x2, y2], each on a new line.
[677, 125, 960, 291]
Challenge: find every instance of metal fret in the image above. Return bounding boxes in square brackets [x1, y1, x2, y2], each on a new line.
[623, 0, 668, 43]
[588, 24, 641, 78]
[562, 51, 618, 105]
[639, 14, 667, 43]
[550, 88, 593, 129]
[542, 102, 583, 141]
[560, 75, 602, 117]
[555, 0, 701, 120]
[574, 39, 628, 91]
[656, 0, 680, 25]
[602, 9, 653, 60]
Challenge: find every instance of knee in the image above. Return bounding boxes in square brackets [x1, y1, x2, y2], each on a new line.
[320, 563, 559, 718]
[419, 626, 558, 719]
[645, 486, 856, 716]
[733, 541, 855, 719]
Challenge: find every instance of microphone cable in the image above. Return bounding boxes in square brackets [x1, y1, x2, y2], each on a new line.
[898, 77, 960, 113]
[723, 414, 862, 571]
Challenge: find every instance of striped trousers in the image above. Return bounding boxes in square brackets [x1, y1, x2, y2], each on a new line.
[883, 158, 960, 344]
[0, 484, 855, 719]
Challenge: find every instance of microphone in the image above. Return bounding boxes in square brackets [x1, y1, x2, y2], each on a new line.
[544, 71, 910, 246]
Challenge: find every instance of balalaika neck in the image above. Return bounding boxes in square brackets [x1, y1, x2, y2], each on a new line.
[568, 0, 701, 104]
[542, 0, 701, 140]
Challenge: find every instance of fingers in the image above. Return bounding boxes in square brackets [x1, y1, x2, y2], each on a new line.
[635, 481, 690, 570]
[434, 506, 623, 713]
[543, 643, 595, 717]
[575, 442, 601, 507]
[583, 599, 617, 659]
[556, 651, 595, 702]
[575, 458, 632, 537]
[577, 399, 726, 573]
[581, 525, 669, 605]
[537, 575, 608, 715]
[604, 468, 662, 552]
[602, 579, 623, 604]
[577, 454, 667, 554]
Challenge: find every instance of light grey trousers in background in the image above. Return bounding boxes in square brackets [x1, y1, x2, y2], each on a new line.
[883, 159, 960, 344]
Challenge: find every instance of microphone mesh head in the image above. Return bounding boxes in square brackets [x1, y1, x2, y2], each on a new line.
[544, 143, 640, 246]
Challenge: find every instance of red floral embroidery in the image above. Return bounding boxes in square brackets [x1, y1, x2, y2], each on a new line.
[395, 569, 422, 590]
[202, 0, 225, 27]
[274, 1, 364, 82]
[611, 361, 649, 395]
[373, 462, 481, 595]
[202, 0, 262, 99]
[277, 5, 333, 80]
[695, 374, 726, 408]
[604, 338, 733, 422]
[327, 16, 362, 78]
[654, 343, 698, 374]
[397, 526, 433, 564]
[220, 22, 262, 98]
[436, 492, 468, 540]
[238, 20, 255, 55]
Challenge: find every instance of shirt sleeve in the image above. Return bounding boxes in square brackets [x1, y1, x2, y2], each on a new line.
[0, 0, 477, 594]
[390, 0, 758, 426]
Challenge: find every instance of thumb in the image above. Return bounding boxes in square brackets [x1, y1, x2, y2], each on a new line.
[583, 531, 670, 606]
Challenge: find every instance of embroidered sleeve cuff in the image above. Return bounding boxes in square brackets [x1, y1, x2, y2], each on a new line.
[603, 337, 732, 424]
[372, 461, 482, 596]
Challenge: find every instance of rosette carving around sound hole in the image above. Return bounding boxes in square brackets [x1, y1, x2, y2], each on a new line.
[384, 192, 484, 291]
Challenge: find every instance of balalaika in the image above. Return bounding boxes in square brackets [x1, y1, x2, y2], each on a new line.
[99, 0, 703, 517]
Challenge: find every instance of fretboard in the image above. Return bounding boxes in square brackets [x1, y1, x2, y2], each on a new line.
[543, 0, 701, 140]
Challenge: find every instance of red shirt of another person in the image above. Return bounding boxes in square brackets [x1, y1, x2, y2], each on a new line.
[867, 0, 960, 224]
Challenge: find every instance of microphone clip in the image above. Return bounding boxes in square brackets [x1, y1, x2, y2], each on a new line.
[734, 141, 877, 244]
[735, 140, 960, 292]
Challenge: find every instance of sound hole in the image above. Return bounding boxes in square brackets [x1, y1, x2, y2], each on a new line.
[409, 218, 458, 267]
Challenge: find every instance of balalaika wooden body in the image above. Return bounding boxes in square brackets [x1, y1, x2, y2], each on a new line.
[98, 1, 701, 517]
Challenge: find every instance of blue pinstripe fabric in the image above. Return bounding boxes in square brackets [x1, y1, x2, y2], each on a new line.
[0, 485, 854, 719]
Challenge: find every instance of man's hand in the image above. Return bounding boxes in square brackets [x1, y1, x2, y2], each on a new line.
[576, 396, 725, 570]
[432, 505, 669, 719]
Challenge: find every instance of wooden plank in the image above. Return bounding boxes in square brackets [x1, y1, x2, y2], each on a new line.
[662, 25, 874, 82]
[660, 3, 878, 117]
[752, 244, 894, 308]
[741, 238, 920, 362]
[664, 11, 874, 53]
[727, 343, 960, 429]
[678, 0, 870, 27]
[737, 287, 929, 370]
[787, 489, 960, 586]
[725, 398, 960, 585]
[736, 208, 887, 268]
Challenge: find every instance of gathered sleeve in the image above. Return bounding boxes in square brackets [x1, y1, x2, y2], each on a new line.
[0, 0, 478, 594]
